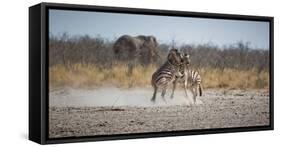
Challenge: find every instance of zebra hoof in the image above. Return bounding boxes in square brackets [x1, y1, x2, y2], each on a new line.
[193, 101, 197, 105]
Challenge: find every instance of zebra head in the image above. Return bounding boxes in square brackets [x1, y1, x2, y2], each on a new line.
[182, 53, 191, 65]
[167, 48, 183, 66]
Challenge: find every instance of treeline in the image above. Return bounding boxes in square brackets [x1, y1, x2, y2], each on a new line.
[49, 34, 269, 72]
[49, 34, 114, 67]
[180, 42, 269, 72]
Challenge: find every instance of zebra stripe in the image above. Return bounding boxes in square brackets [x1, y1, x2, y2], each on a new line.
[153, 65, 175, 87]
[170, 53, 203, 103]
[187, 70, 202, 88]
[151, 49, 183, 102]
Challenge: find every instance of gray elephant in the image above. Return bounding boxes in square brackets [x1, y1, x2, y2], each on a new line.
[113, 35, 159, 75]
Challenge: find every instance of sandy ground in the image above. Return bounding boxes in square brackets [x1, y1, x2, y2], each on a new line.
[49, 87, 269, 138]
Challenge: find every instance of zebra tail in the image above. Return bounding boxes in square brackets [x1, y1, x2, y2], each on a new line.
[199, 85, 202, 96]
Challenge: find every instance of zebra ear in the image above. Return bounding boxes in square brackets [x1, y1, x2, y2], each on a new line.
[184, 53, 190, 58]
[180, 53, 184, 58]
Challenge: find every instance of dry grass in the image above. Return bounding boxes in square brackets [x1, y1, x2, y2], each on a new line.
[49, 64, 155, 88]
[200, 68, 269, 89]
[49, 64, 269, 89]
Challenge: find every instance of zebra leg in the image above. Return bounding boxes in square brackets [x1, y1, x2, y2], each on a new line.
[151, 85, 158, 102]
[184, 86, 189, 98]
[183, 81, 192, 105]
[170, 80, 177, 99]
[192, 86, 197, 104]
[184, 79, 189, 98]
[195, 85, 199, 97]
[161, 88, 167, 103]
[161, 88, 166, 98]
[199, 84, 203, 96]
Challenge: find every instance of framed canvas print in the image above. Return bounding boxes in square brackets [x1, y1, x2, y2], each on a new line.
[29, 2, 274, 144]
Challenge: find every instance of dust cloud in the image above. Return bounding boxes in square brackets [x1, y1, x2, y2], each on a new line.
[49, 87, 203, 107]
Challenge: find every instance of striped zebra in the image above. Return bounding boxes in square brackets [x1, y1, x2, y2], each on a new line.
[170, 53, 203, 103]
[151, 49, 184, 102]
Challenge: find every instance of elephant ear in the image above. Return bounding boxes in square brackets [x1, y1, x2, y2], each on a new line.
[148, 36, 158, 47]
[146, 36, 158, 54]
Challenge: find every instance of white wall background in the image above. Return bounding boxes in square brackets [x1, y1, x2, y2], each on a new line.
[0, 0, 279, 146]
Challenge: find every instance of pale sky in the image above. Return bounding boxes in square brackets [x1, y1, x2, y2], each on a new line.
[49, 9, 270, 50]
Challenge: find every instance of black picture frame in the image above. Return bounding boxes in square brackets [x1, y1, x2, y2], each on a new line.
[29, 2, 274, 144]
